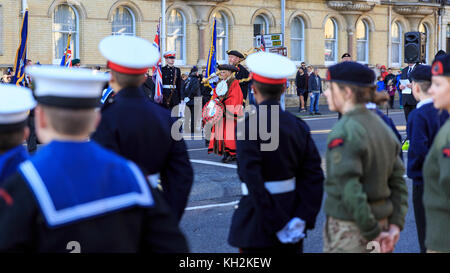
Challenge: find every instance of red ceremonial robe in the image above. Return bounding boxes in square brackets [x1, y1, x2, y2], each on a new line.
[208, 78, 243, 156]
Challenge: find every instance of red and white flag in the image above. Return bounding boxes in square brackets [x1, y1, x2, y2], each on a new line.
[152, 21, 163, 104]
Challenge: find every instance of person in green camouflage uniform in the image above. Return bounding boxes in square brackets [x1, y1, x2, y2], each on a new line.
[322, 62, 409, 253]
[423, 55, 450, 253]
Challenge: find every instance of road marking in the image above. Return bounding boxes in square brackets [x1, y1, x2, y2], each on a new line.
[190, 159, 238, 169]
[310, 125, 406, 135]
[188, 148, 208, 152]
[186, 200, 239, 211]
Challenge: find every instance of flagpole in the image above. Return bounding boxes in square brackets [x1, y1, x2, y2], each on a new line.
[22, 0, 27, 13]
[161, 0, 166, 66]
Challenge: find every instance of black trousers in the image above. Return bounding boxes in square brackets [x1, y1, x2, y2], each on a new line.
[184, 104, 198, 133]
[403, 104, 416, 123]
[240, 240, 303, 254]
[413, 184, 427, 253]
[26, 115, 37, 154]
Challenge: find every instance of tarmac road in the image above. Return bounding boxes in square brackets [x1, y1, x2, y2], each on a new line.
[179, 106, 421, 253]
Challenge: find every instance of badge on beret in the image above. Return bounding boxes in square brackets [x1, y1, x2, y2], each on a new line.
[328, 138, 344, 150]
[443, 147, 450, 158]
[432, 61, 444, 76]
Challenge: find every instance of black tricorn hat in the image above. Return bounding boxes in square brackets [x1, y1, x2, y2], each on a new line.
[217, 64, 239, 72]
[226, 50, 244, 59]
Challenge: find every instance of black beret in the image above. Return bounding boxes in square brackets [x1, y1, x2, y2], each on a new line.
[226, 50, 244, 59]
[217, 64, 239, 72]
[432, 54, 450, 76]
[410, 65, 431, 82]
[341, 53, 351, 58]
[71, 59, 80, 65]
[326, 61, 375, 87]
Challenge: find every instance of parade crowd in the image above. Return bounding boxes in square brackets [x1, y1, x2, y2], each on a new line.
[0, 35, 449, 254]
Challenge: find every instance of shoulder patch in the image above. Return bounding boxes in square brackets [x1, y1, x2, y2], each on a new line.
[0, 189, 13, 206]
[328, 138, 344, 150]
[443, 147, 450, 158]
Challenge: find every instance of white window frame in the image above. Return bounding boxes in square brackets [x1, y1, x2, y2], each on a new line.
[253, 14, 269, 47]
[167, 9, 186, 66]
[0, 4, 3, 56]
[52, 4, 79, 65]
[290, 16, 305, 64]
[324, 18, 338, 66]
[111, 6, 136, 36]
[391, 22, 402, 67]
[215, 12, 229, 64]
[419, 23, 429, 64]
[356, 20, 369, 64]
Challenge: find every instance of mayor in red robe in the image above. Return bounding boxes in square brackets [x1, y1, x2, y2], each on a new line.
[207, 64, 243, 163]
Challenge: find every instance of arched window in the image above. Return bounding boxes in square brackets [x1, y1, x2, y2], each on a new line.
[356, 20, 369, 63]
[391, 22, 402, 66]
[112, 6, 135, 36]
[215, 12, 229, 63]
[419, 23, 429, 64]
[53, 4, 78, 64]
[253, 14, 269, 47]
[290, 17, 305, 62]
[167, 9, 186, 64]
[324, 18, 338, 64]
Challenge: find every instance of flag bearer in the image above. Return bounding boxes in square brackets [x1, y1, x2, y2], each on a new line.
[228, 52, 324, 253]
[92, 36, 193, 223]
[0, 84, 36, 185]
[322, 61, 408, 253]
[0, 65, 188, 252]
[422, 55, 450, 253]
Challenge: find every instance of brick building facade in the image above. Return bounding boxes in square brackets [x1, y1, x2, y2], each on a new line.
[0, 0, 449, 73]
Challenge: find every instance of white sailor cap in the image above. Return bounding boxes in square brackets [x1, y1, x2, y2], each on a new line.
[0, 84, 36, 131]
[163, 51, 176, 59]
[25, 65, 110, 109]
[246, 52, 296, 84]
[99, 35, 159, 75]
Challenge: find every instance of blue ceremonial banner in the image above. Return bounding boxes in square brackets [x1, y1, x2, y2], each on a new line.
[205, 18, 217, 89]
[12, 10, 28, 86]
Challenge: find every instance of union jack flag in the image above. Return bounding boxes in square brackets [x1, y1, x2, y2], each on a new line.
[260, 33, 266, 52]
[152, 21, 163, 104]
[60, 33, 73, 67]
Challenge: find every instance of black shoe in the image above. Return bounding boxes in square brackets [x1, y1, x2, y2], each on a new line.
[315, 112, 322, 115]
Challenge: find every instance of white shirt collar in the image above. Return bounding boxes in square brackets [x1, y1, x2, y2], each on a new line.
[417, 97, 433, 109]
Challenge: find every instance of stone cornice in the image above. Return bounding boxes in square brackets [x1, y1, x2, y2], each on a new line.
[393, 5, 436, 16]
[327, 1, 377, 13]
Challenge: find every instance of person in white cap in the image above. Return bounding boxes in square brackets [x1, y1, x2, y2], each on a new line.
[92, 35, 193, 223]
[228, 52, 324, 253]
[161, 50, 182, 109]
[0, 65, 188, 252]
[0, 84, 36, 185]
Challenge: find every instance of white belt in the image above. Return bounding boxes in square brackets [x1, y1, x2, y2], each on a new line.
[241, 178, 296, 196]
[163, 85, 176, 89]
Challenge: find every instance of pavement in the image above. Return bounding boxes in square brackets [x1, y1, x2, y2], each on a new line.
[179, 106, 420, 253]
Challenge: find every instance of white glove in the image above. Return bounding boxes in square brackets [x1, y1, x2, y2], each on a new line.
[184, 97, 190, 103]
[276, 217, 306, 244]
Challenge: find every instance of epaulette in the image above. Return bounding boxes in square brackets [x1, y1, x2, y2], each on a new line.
[239, 76, 252, 83]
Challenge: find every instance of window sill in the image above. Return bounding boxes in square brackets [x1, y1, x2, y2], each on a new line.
[324, 61, 337, 66]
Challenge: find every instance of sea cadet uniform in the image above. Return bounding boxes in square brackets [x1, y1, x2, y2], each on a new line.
[227, 50, 251, 102]
[92, 36, 193, 223]
[0, 65, 188, 252]
[323, 62, 408, 253]
[422, 56, 450, 253]
[0, 85, 36, 185]
[228, 52, 324, 253]
[406, 64, 449, 253]
[161, 51, 182, 109]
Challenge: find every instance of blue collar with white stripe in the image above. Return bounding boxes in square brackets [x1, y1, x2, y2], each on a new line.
[19, 141, 153, 228]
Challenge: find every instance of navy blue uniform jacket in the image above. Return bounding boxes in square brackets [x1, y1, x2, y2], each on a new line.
[407, 102, 449, 185]
[228, 100, 324, 248]
[92, 87, 193, 222]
